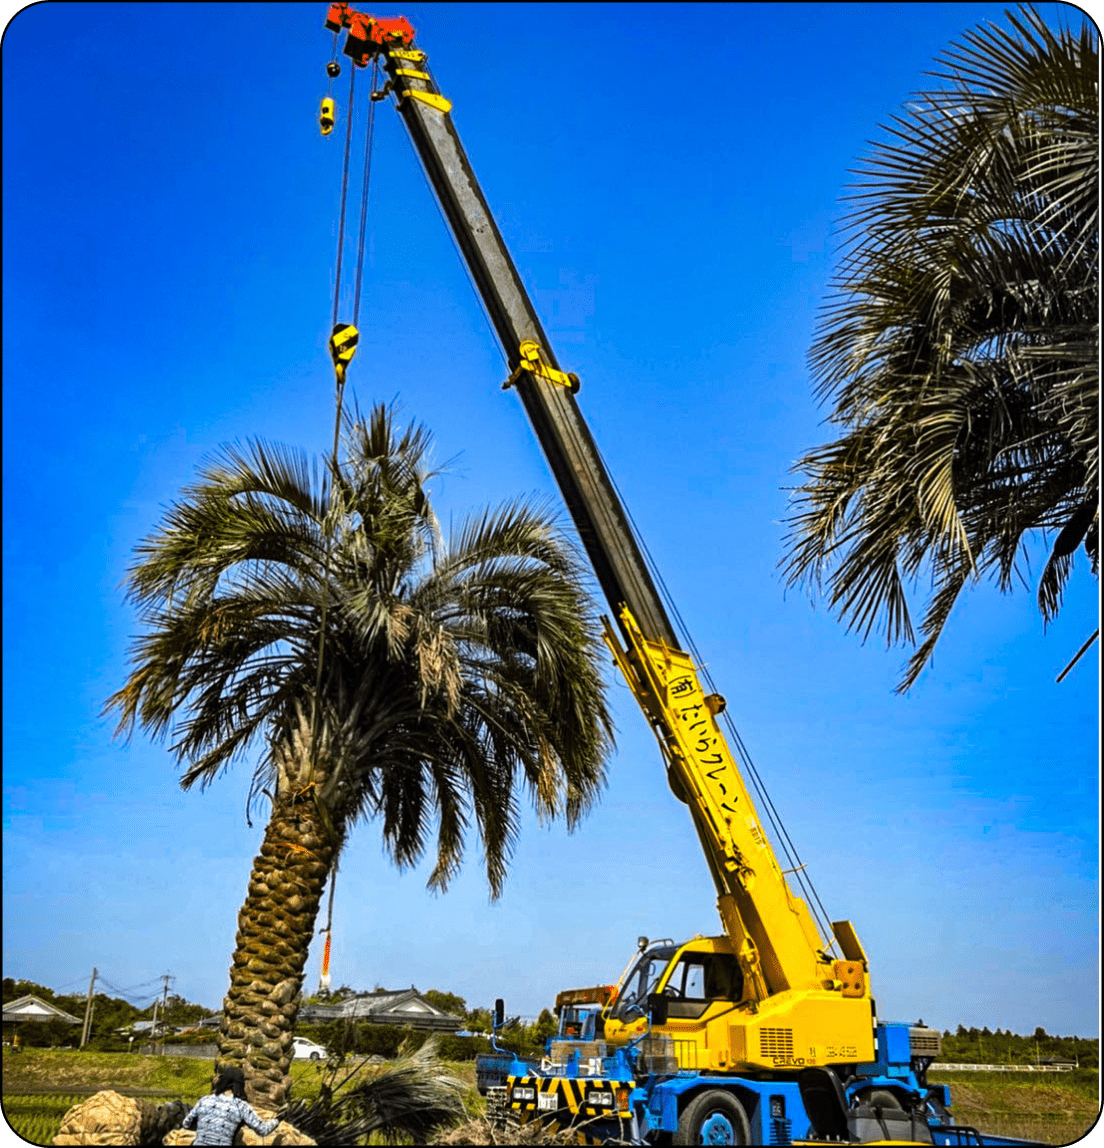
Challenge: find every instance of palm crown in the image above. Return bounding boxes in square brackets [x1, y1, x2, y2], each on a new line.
[110, 404, 613, 893]
[107, 404, 615, 1107]
[783, 6, 1098, 690]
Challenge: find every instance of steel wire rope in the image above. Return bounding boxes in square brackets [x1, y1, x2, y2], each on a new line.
[98, 984, 163, 1005]
[304, 61, 383, 939]
[96, 976, 162, 996]
[35, 976, 95, 993]
[309, 57, 379, 979]
[331, 63, 358, 329]
[351, 58, 381, 327]
[310, 57, 378, 778]
[589, 438, 838, 950]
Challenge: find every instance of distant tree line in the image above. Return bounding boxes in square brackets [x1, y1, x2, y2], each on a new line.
[939, 1025, 1097, 1068]
[2, 978, 214, 1051]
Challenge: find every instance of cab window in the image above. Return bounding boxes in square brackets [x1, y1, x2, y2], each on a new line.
[661, 953, 742, 1019]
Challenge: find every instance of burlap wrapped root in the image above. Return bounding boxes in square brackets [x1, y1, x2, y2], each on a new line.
[51, 1091, 185, 1146]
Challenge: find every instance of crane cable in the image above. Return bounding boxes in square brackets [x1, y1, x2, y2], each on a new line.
[308, 55, 383, 995]
[311, 55, 382, 784]
[592, 447, 839, 950]
[330, 63, 358, 337]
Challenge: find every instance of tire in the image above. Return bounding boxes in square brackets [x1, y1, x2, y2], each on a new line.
[309, 1051, 321, 1060]
[674, 1090, 751, 1145]
[855, 1089, 904, 1112]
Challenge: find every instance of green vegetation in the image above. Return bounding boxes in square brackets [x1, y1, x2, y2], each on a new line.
[2, 977, 215, 1052]
[783, 6, 1098, 691]
[930, 1070, 1100, 1146]
[4, 1094, 134, 1147]
[2, 1047, 1096, 1147]
[105, 404, 614, 1106]
[1, 1046, 480, 1147]
[939, 1025, 1098, 1068]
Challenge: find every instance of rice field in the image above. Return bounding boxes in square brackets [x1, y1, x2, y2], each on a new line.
[2, 1091, 188, 1146]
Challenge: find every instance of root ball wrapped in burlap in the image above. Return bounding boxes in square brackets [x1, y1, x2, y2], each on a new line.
[52, 1091, 143, 1146]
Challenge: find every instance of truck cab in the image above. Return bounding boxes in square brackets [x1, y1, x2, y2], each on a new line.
[604, 937, 745, 1072]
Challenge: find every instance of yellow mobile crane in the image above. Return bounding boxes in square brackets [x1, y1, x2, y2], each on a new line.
[316, 9, 1030, 1145]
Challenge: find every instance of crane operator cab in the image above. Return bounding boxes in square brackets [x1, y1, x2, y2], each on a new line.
[603, 936, 744, 1069]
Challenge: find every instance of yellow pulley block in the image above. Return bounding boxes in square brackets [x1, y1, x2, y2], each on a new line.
[503, 339, 580, 393]
[319, 96, 336, 135]
[329, 322, 359, 383]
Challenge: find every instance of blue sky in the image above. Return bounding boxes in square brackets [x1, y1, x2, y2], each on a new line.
[3, 2, 1099, 1040]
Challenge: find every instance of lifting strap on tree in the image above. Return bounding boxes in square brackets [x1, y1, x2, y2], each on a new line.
[318, 859, 338, 991]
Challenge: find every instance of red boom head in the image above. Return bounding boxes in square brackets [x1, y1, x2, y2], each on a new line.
[324, 4, 416, 65]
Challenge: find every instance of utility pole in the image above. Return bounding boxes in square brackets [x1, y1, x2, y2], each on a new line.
[159, 973, 172, 1052]
[79, 968, 97, 1049]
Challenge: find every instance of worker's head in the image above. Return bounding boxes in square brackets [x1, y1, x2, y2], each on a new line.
[212, 1065, 247, 1100]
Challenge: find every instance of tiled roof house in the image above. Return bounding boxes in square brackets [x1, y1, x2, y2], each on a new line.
[299, 988, 463, 1031]
[2, 995, 82, 1026]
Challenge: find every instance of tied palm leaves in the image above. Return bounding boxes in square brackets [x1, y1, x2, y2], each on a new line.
[107, 404, 613, 1109]
[783, 6, 1098, 691]
[279, 1037, 468, 1145]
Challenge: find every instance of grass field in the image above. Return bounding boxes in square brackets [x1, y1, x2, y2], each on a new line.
[2, 1049, 1097, 1146]
[929, 1070, 1100, 1146]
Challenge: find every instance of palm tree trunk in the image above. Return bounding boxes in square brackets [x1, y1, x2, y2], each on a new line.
[216, 789, 339, 1109]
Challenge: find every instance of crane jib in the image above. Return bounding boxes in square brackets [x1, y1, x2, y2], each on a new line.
[319, 8, 882, 1084]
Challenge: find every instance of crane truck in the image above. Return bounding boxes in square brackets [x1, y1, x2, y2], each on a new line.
[318, 8, 1043, 1145]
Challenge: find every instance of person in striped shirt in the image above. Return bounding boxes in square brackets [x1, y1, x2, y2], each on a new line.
[181, 1065, 280, 1146]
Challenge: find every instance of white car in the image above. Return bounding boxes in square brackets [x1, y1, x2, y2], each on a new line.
[291, 1036, 328, 1060]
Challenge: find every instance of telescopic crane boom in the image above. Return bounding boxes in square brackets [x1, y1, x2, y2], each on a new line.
[323, 3, 875, 1073]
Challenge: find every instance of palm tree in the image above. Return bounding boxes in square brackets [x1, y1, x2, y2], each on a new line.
[107, 404, 613, 1109]
[782, 6, 1098, 691]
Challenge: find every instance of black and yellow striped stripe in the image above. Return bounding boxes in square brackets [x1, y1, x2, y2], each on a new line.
[505, 1073, 634, 1120]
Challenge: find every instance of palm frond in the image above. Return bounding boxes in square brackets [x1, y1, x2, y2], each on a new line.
[782, 3, 1098, 689]
[279, 1037, 467, 1145]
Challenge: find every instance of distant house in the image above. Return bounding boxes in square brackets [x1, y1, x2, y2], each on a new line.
[3, 995, 82, 1037]
[198, 989, 463, 1034]
[114, 1019, 161, 1036]
[300, 988, 463, 1032]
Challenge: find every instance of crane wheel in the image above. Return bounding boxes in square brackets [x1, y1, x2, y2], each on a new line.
[674, 1090, 750, 1145]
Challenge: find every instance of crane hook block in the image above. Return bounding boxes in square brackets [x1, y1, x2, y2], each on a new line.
[319, 97, 336, 135]
[326, 61, 342, 78]
[329, 323, 359, 381]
